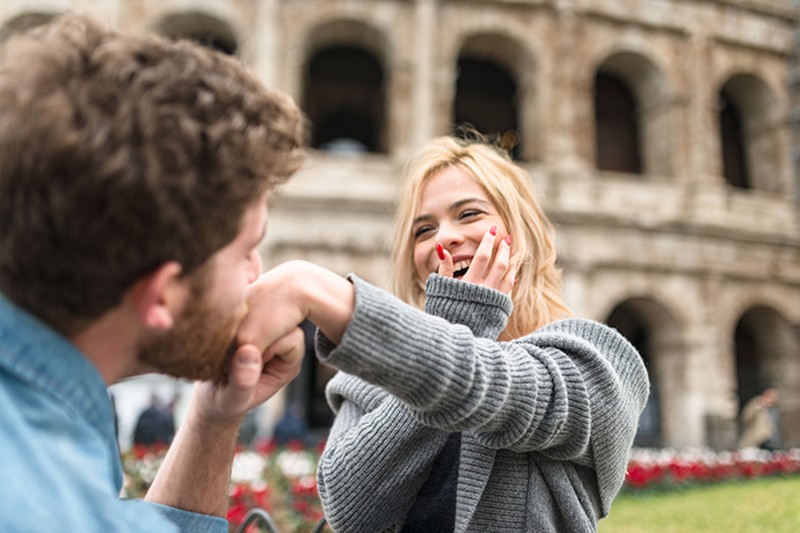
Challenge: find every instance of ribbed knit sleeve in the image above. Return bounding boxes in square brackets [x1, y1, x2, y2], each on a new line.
[317, 275, 650, 515]
[317, 275, 513, 532]
[318, 372, 448, 533]
[423, 274, 512, 339]
[530, 319, 650, 513]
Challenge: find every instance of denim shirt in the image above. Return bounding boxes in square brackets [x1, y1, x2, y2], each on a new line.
[0, 295, 227, 533]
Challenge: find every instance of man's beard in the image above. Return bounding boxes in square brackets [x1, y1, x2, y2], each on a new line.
[136, 282, 249, 382]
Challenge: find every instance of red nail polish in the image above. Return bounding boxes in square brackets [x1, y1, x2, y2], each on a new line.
[505, 234, 512, 244]
[436, 243, 445, 261]
[490, 226, 497, 236]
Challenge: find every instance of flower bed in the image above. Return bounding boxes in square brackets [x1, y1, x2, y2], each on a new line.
[624, 447, 800, 492]
[121, 441, 800, 530]
[121, 439, 326, 533]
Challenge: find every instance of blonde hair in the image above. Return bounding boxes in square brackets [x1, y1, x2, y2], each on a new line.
[391, 134, 572, 339]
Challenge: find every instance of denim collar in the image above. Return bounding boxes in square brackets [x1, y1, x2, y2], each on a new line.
[0, 294, 117, 452]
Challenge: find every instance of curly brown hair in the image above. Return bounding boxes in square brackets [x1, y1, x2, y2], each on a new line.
[0, 14, 306, 334]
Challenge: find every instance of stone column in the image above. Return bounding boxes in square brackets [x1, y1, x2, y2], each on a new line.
[686, 32, 719, 184]
[410, 0, 437, 150]
[253, 0, 279, 89]
[547, 2, 588, 174]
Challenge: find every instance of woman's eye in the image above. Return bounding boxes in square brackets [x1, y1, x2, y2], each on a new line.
[459, 209, 482, 220]
[414, 226, 434, 239]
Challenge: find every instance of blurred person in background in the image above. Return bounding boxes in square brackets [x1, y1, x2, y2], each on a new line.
[133, 393, 176, 448]
[739, 388, 780, 450]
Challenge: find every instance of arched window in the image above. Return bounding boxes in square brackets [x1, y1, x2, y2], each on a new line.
[607, 303, 660, 447]
[304, 45, 385, 153]
[733, 306, 797, 448]
[0, 12, 57, 44]
[282, 320, 335, 433]
[717, 75, 783, 193]
[605, 296, 689, 448]
[154, 12, 238, 55]
[593, 52, 673, 177]
[735, 316, 764, 404]
[453, 57, 520, 158]
[594, 72, 641, 173]
[734, 307, 790, 410]
[719, 90, 750, 189]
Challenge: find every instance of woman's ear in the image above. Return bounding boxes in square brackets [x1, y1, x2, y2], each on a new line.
[129, 261, 188, 331]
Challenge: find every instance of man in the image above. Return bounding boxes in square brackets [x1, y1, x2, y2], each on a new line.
[738, 388, 780, 450]
[0, 14, 306, 532]
[133, 393, 176, 447]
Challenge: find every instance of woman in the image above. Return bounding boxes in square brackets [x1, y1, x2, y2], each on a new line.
[241, 134, 650, 532]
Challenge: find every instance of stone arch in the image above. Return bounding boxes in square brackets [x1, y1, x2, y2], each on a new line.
[593, 50, 674, 177]
[716, 73, 783, 193]
[152, 11, 239, 55]
[452, 32, 532, 161]
[301, 20, 388, 153]
[605, 296, 687, 448]
[731, 305, 800, 446]
[0, 11, 59, 44]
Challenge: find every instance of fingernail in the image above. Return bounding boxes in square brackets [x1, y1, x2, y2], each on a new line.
[436, 243, 445, 261]
[505, 234, 512, 244]
[236, 346, 260, 367]
[490, 226, 497, 236]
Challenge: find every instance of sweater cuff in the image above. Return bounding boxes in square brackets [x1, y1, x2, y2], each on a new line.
[324, 371, 389, 414]
[424, 274, 512, 339]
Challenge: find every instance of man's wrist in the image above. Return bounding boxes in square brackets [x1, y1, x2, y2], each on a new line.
[186, 392, 246, 435]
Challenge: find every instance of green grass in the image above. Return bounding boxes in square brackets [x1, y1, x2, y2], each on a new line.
[599, 476, 800, 533]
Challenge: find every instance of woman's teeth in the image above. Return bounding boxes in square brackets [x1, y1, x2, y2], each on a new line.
[453, 259, 471, 277]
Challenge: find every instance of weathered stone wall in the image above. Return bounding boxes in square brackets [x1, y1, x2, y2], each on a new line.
[3, 0, 799, 448]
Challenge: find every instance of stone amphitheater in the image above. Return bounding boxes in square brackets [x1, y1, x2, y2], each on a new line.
[3, 0, 799, 450]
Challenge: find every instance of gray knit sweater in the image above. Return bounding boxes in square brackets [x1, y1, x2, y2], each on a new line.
[316, 275, 649, 533]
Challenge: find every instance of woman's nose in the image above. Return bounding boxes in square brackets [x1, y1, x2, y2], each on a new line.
[436, 222, 464, 248]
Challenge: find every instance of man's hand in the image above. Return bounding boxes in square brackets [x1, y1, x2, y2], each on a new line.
[191, 259, 355, 424]
[145, 286, 307, 516]
[147, 261, 354, 516]
[193, 329, 306, 424]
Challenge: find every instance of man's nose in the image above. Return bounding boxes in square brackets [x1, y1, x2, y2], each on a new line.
[247, 250, 262, 284]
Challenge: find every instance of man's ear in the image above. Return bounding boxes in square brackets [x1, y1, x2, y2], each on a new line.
[129, 261, 189, 331]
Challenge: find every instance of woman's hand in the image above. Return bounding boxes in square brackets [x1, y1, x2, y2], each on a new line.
[437, 226, 517, 294]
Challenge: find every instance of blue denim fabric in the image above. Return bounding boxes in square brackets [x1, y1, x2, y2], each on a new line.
[0, 295, 227, 532]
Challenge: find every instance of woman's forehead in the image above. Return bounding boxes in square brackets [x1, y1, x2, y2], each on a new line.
[416, 167, 490, 209]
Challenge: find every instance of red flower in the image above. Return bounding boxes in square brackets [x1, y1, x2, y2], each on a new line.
[315, 439, 327, 455]
[291, 477, 319, 497]
[253, 486, 271, 510]
[226, 502, 248, 525]
[229, 483, 248, 501]
[254, 438, 278, 455]
[287, 439, 305, 452]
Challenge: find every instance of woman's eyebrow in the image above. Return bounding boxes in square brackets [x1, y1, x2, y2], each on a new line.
[449, 198, 490, 211]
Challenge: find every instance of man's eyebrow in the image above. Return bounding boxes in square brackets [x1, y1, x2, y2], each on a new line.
[412, 198, 490, 225]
